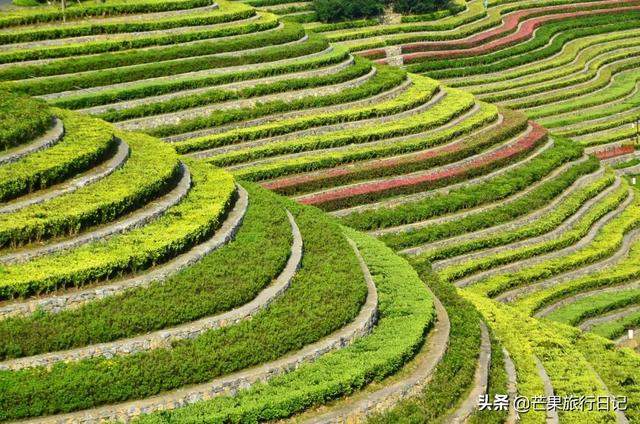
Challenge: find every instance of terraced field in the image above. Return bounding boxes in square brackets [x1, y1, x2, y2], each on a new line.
[1, 0, 640, 422]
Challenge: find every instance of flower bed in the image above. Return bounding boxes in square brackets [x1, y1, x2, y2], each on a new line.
[403, 5, 640, 63]
[262, 109, 526, 196]
[594, 144, 636, 160]
[401, 0, 640, 54]
[298, 123, 547, 211]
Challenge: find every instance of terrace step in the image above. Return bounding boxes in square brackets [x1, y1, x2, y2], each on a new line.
[0, 117, 63, 165]
[165, 71, 412, 142]
[302, 293, 449, 423]
[0, 12, 259, 52]
[431, 167, 612, 270]
[446, 29, 640, 90]
[401, 0, 640, 55]
[0, 208, 302, 371]
[251, 103, 490, 185]
[482, 45, 640, 104]
[36, 34, 323, 102]
[580, 304, 640, 332]
[116, 65, 377, 132]
[0, 16, 285, 71]
[332, 137, 555, 219]
[78, 55, 356, 116]
[294, 121, 546, 211]
[188, 81, 443, 159]
[502, 54, 640, 110]
[496, 194, 640, 302]
[370, 137, 563, 236]
[445, 321, 491, 423]
[17, 234, 379, 424]
[0, 162, 191, 265]
[0, 184, 248, 319]
[535, 280, 640, 319]
[0, 137, 129, 214]
[455, 184, 633, 290]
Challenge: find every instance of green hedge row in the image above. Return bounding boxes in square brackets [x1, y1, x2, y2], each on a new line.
[99, 56, 372, 122]
[0, 91, 52, 151]
[0, 109, 115, 202]
[52, 37, 343, 110]
[0, 128, 180, 248]
[0, 183, 292, 360]
[0, 193, 367, 421]
[0, 12, 278, 64]
[0, 3, 253, 44]
[154, 64, 407, 139]
[423, 168, 613, 262]
[206, 79, 465, 166]
[590, 309, 640, 340]
[0, 158, 235, 300]
[341, 137, 583, 231]
[481, 43, 640, 103]
[440, 177, 628, 284]
[471, 190, 640, 299]
[539, 66, 640, 125]
[133, 226, 434, 423]
[268, 109, 528, 197]
[504, 53, 640, 110]
[0, 0, 214, 28]
[515, 219, 640, 316]
[234, 101, 498, 182]
[370, 261, 483, 422]
[1, 21, 308, 91]
[171, 65, 410, 149]
[546, 288, 640, 327]
[383, 156, 601, 252]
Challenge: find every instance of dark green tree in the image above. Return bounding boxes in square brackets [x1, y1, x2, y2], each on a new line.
[392, 0, 453, 14]
[314, 0, 385, 22]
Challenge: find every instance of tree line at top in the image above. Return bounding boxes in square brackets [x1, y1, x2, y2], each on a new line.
[314, 0, 454, 22]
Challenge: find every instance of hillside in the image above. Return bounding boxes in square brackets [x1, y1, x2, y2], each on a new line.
[0, 0, 639, 423]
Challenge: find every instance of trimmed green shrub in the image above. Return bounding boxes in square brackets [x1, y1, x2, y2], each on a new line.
[0, 91, 52, 151]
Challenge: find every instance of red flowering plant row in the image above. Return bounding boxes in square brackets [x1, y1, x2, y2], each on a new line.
[262, 108, 528, 197]
[401, 0, 640, 54]
[594, 143, 636, 160]
[402, 3, 640, 63]
[296, 122, 548, 211]
[356, 49, 386, 60]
